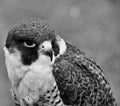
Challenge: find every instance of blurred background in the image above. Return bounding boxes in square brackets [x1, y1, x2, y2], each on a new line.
[0, 0, 120, 105]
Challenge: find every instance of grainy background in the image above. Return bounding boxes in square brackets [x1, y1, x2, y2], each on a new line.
[0, 0, 120, 106]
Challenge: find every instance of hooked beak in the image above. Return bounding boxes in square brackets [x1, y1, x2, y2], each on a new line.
[44, 50, 53, 61]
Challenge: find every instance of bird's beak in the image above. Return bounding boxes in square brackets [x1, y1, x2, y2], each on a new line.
[44, 50, 53, 61]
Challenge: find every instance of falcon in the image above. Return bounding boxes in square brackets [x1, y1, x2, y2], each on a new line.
[4, 18, 117, 106]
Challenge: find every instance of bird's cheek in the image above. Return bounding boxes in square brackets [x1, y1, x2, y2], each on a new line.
[4, 47, 22, 67]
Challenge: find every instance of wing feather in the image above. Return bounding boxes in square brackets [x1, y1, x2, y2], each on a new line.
[53, 42, 116, 106]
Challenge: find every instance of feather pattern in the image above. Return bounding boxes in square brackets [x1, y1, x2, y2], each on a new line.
[53, 42, 117, 106]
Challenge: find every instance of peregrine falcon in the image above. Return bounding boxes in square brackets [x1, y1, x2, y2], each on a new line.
[4, 18, 117, 106]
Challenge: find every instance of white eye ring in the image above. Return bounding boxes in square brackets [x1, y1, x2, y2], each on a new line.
[24, 41, 36, 48]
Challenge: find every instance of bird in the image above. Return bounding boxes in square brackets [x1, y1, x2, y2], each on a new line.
[3, 18, 117, 106]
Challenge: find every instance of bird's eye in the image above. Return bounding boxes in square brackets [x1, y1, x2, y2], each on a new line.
[24, 41, 36, 48]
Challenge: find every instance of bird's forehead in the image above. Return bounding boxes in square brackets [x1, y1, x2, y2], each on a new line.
[7, 18, 56, 45]
[10, 28, 55, 44]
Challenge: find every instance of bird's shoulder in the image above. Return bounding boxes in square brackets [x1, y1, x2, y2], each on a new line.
[53, 42, 104, 87]
[53, 42, 115, 105]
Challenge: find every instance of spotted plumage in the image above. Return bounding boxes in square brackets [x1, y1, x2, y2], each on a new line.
[4, 18, 117, 106]
[53, 42, 117, 106]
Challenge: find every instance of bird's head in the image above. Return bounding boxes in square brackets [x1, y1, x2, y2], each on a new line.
[4, 18, 67, 67]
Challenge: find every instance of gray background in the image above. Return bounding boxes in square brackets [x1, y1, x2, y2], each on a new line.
[0, 0, 120, 105]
